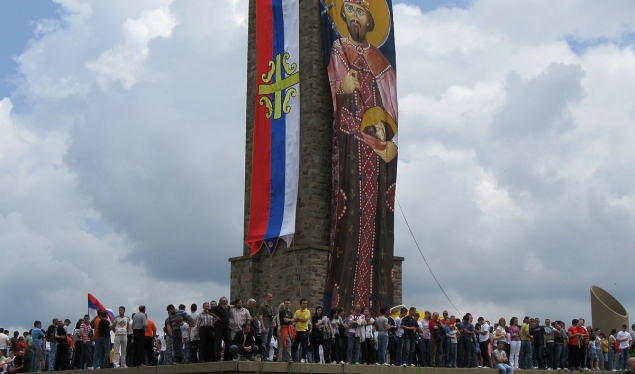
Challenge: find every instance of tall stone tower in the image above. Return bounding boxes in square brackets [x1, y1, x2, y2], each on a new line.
[229, 0, 403, 309]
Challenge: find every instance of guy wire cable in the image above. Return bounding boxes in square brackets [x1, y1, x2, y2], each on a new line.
[396, 195, 462, 317]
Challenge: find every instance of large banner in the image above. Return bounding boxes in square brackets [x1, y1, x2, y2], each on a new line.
[246, 0, 300, 256]
[322, 0, 398, 311]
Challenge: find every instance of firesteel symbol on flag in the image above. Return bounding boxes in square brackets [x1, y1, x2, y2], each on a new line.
[258, 52, 299, 120]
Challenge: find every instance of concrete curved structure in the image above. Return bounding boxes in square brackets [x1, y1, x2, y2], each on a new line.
[590, 285, 629, 336]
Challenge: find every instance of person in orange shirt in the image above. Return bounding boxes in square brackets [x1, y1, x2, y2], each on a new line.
[143, 314, 157, 366]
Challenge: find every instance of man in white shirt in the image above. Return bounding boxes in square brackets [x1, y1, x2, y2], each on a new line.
[617, 324, 632, 371]
[0, 329, 9, 357]
[477, 317, 491, 368]
[112, 306, 130, 368]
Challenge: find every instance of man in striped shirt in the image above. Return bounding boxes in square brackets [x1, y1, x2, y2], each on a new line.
[196, 302, 215, 362]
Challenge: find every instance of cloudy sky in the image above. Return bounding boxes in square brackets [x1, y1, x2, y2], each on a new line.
[1, 0, 634, 332]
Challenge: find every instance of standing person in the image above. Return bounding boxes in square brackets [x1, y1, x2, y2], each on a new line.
[568, 319, 584, 370]
[156, 329, 166, 365]
[419, 311, 431, 367]
[210, 297, 231, 362]
[163, 317, 174, 365]
[92, 311, 110, 370]
[386, 308, 398, 367]
[361, 308, 375, 365]
[599, 331, 609, 371]
[448, 318, 459, 368]
[553, 321, 566, 370]
[53, 319, 69, 371]
[112, 306, 130, 368]
[0, 329, 9, 358]
[132, 306, 148, 367]
[196, 302, 215, 362]
[45, 319, 59, 372]
[509, 317, 521, 369]
[329, 308, 344, 364]
[544, 319, 555, 369]
[617, 324, 632, 371]
[257, 293, 275, 362]
[430, 312, 445, 367]
[401, 307, 418, 367]
[608, 328, 617, 371]
[229, 299, 251, 341]
[493, 340, 514, 374]
[71, 320, 83, 370]
[79, 315, 93, 369]
[291, 299, 310, 363]
[310, 306, 331, 363]
[345, 305, 364, 365]
[458, 314, 475, 368]
[167, 304, 195, 364]
[143, 315, 157, 366]
[393, 307, 406, 367]
[531, 318, 546, 369]
[477, 317, 490, 368]
[375, 307, 390, 366]
[520, 317, 533, 369]
[278, 300, 294, 363]
[31, 322, 46, 372]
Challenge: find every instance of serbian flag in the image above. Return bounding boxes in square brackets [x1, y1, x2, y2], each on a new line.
[88, 293, 115, 321]
[246, 0, 300, 255]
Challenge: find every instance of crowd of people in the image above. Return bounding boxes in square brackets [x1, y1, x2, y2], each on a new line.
[2, 295, 635, 374]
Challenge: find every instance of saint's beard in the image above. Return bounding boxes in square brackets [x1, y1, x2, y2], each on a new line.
[346, 19, 367, 44]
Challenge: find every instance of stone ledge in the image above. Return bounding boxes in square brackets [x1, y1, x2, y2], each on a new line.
[64, 362, 552, 374]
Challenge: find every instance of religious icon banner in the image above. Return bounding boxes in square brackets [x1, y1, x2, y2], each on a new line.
[246, 0, 300, 256]
[322, 0, 398, 312]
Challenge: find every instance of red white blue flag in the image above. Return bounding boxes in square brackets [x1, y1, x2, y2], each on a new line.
[88, 293, 115, 321]
[246, 0, 300, 255]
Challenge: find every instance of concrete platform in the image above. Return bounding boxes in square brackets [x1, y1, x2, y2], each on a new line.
[64, 363, 555, 374]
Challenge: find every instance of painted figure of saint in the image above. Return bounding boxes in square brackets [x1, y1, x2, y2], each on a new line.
[324, 0, 398, 311]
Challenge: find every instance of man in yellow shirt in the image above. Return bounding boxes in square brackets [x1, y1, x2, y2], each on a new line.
[291, 299, 310, 363]
[520, 317, 534, 369]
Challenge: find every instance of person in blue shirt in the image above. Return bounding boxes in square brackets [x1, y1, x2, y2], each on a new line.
[30, 321, 46, 372]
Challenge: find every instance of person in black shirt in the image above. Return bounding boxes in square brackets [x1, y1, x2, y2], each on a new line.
[532, 318, 546, 369]
[210, 297, 232, 362]
[401, 307, 418, 367]
[7, 350, 26, 373]
[54, 320, 68, 371]
[45, 319, 59, 371]
[229, 323, 259, 361]
[278, 299, 294, 362]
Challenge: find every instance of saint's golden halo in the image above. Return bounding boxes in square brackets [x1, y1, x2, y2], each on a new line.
[326, 0, 392, 48]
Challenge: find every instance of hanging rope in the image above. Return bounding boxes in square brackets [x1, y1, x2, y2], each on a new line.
[396, 196, 462, 317]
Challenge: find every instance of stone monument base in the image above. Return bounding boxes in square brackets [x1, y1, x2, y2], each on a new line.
[230, 246, 403, 309]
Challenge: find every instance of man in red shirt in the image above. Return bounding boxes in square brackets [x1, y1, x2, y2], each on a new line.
[567, 319, 585, 370]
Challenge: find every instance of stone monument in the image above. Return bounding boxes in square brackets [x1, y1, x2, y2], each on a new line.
[229, 0, 403, 310]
